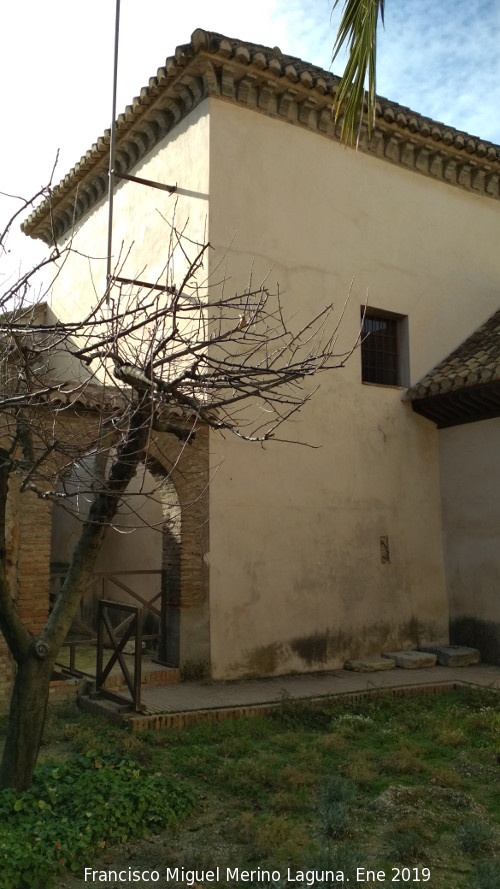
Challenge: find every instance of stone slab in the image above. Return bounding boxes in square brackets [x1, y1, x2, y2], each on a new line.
[419, 645, 480, 667]
[344, 656, 396, 673]
[382, 650, 437, 669]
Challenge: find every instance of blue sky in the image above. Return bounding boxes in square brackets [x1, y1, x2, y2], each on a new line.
[1, 0, 500, 273]
[376, 0, 500, 139]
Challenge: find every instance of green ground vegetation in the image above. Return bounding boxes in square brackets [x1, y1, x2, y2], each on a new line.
[1, 686, 500, 888]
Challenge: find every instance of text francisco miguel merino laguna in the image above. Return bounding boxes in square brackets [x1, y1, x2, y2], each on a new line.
[84, 867, 358, 884]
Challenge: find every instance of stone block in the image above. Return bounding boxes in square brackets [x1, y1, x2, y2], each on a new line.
[382, 650, 437, 669]
[419, 645, 480, 667]
[344, 656, 396, 673]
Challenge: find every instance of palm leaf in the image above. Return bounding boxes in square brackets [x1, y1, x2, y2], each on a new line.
[331, 0, 385, 145]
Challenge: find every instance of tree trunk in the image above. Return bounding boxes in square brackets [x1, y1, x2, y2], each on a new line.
[0, 408, 149, 790]
[0, 648, 55, 790]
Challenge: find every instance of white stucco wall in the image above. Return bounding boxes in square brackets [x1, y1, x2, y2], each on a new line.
[440, 418, 500, 663]
[50, 100, 210, 321]
[47, 102, 211, 655]
[45, 89, 500, 680]
[205, 98, 500, 678]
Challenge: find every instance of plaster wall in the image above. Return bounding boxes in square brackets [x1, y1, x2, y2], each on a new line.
[205, 99, 500, 678]
[45, 104, 211, 670]
[440, 418, 500, 663]
[50, 101, 210, 322]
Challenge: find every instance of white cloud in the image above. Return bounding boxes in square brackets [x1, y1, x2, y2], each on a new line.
[376, 0, 500, 141]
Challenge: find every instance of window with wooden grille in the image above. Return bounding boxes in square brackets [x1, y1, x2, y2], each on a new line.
[361, 310, 407, 386]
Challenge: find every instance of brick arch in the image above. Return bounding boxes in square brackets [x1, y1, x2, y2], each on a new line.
[146, 423, 210, 674]
[0, 413, 211, 713]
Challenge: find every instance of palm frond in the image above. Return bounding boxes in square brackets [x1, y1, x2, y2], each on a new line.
[331, 0, 385, 145]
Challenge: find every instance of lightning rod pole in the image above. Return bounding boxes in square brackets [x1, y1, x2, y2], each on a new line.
[105, 0, 121, 303]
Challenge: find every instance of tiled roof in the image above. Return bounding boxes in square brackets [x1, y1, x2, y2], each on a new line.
[407, 308, 500, 400]
[22, 29, 500, 244]
[406, 308, 500, 427]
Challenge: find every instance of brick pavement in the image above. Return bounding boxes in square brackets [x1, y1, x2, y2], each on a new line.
[80, 662, 500, 730]
[138, 663, 500, 715]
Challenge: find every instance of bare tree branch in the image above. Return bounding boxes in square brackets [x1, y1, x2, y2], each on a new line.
[0, 193, 357, 789]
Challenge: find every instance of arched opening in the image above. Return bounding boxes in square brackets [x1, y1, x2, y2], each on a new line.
[50, 457, 182, 666]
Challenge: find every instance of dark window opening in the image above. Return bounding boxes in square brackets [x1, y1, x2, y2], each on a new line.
[361, 310, 404, 386]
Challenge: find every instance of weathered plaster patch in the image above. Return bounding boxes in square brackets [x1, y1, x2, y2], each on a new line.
[290, 618, 444, 669]
[243, 642, 286, 676]
[229, 617, 449, 679]
[179, 659, 211, 681]
[290, 631, 330, 666]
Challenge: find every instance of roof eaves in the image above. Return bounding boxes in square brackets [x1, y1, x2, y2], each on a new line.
[21, 29, 500, 245]
[406, 307, 500, 403]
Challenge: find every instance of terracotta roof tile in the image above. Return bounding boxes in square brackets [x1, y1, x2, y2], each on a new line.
[406, 307, 500, 401]
[22, 29, 500, 244]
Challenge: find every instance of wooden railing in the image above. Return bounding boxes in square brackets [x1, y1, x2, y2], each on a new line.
[54, 570, 166, 689]
[93, 570, 165, 662]
[96, 600, 143, 712]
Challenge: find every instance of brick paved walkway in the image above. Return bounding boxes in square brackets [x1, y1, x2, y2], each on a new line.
[139, 662, 500, 713]
[80, 662, 500, 730]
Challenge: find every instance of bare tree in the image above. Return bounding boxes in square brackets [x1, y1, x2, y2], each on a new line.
[0, 193, 355, 790]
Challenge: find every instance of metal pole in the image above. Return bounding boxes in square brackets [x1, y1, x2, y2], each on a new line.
[105, 0, 121, 303]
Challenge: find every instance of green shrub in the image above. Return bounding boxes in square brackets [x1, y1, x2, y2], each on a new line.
[457, 817, 494, 853]
[320, 775, 356, 805]
[0, 751, 194, 889]
[470, 860, 500, 889]
[388, 828, 426, 861]
[319, 800, 350, 838]
[272, 697, 335, 731]
[318, 776, 356, 838]
[306, 842, 362, 887]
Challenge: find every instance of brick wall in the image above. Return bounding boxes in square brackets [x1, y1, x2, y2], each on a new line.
[0, 480, 52, 713]
[0, 413, 211, 713]
[148, 422, 210, 671]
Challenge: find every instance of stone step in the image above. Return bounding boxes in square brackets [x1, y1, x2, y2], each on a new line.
[103, 665, 179, 691]
[419, 645, 481, 667]
[382, 650, 437, 669]
[344, 644, 482, 673]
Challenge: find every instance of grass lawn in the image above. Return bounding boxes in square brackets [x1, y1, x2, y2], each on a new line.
[3, 685, 500, 888]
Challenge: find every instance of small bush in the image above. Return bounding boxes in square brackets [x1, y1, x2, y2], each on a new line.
[246, 813, 312, 867]
[457, 817, 494, 853]
[470, 860, 500, 889]
[272, 697, 334, 731]
[381, 741, 426, 776]
[388, 828, 426, 861]
[433, 724, 467, 747]
[341, 752, 379, 787]
[319, 799, 350, 838]
[305, 842, 369, 887]
[430, 766, 462, 787]
[0, 751, 194, 889]
[321, 775, 357, 804]
[332, 714, 375, 733]
[318, 775, 356, 837]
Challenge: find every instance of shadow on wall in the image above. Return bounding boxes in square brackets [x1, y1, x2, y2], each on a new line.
[451, 615, 500, 664]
